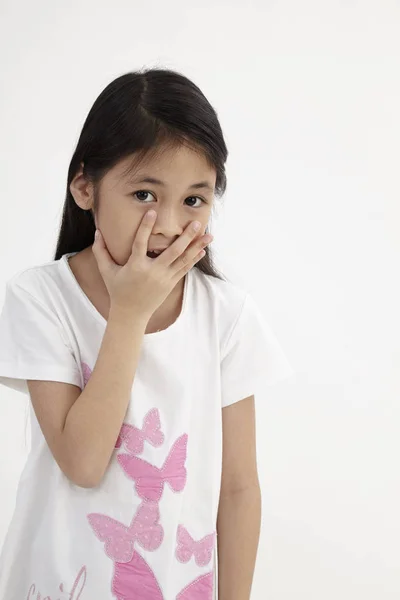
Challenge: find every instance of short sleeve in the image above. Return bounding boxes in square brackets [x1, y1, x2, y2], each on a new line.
[0, 279, 82, 395]
[220, 293, 294, 407]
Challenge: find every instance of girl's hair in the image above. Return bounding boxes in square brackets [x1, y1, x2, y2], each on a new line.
[54, 67, 228, 280]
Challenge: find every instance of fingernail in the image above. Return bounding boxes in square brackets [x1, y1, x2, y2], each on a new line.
[95, 230, 99, 239]
[146, 210, 156, 220]
[193, 221, 201, 231]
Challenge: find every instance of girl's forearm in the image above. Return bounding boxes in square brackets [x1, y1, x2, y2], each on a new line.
[216, 485, 262, 600]
[62, 306, 148, 486]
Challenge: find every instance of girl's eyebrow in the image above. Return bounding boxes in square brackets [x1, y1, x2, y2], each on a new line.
[129, 175, 214, 193]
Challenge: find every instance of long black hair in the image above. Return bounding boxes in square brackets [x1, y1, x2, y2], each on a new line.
[54, 68, 228, 280]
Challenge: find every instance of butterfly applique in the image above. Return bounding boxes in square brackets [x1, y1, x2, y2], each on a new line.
[175, 525, 216, 567]
[115, 408, 165, 455]
[118, 434, 188, 502]
[81, 363, 165, 455]
[87, 502, 163, 563]
[113, 550, 214, 600]
[82, 362, 92, 387]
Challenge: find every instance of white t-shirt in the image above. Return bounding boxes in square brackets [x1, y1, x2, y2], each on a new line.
[0, 253, 294, 599]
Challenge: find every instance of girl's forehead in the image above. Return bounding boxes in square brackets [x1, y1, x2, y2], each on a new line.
[112, 148, 216, 186]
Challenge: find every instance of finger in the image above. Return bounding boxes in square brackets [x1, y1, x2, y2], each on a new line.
[172, 247, 207, 283]
[157, 220, 202, 266]
[170, 234, 212, 277]
[92, 230, 116, 276]
[169, 231, 212, 266]
[131, 210, 157, 258]
[182, 233, 212, 262]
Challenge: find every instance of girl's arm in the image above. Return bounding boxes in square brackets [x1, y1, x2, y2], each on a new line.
[27, 306, 148, 488]
[217, 395, 262, 600]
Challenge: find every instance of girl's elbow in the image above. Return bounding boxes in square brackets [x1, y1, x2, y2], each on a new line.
[54, 438, 109, 488]
[61, 457, 105, 489]
[70, 472, 101, 489]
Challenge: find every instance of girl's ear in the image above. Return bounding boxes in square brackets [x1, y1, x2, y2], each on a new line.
[69, 162, 94, 211]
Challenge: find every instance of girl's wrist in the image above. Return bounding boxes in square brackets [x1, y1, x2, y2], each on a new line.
[108, 303, 150, 330]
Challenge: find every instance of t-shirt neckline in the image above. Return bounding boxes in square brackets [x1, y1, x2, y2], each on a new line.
[60, 252, 192, 343]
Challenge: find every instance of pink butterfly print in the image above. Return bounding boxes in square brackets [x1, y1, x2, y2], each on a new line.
[87, 502, 163, 563]
[115, 408, 165, 455]
[113, 550, 163, 600]
[175, 525, 216, 567]
[118, 434, 188, 502]
[82, 362, 92, 387]
[113, 550, 214, 600]
[81, 363, 164, 455]
[176, 571, 214, 600]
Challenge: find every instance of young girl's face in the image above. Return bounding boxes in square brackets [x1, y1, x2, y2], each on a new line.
[73, 144, 216, 266]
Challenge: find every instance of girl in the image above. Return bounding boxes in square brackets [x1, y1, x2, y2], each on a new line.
[0, 68, 293, 599]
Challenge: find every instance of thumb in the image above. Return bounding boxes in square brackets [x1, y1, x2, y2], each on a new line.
[92, 230, 117, 277]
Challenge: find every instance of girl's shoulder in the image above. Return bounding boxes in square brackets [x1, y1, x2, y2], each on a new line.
[195, 266, 249, 303]
[3, 254, 71, 306]
[192, 268, 251, 335]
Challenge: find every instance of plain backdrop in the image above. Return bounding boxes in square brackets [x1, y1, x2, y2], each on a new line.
[0, 1, 399, 598]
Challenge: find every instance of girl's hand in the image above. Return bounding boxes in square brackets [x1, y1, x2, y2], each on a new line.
[92, 210, 213, 321]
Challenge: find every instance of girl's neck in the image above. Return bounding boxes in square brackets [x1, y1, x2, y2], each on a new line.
[67, 246, 185, 332]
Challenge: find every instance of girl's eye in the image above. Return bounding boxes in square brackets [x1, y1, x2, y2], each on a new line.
[133, 190, 155, 203]
[132, 190, 205, 208]
[185, 196, 204, 208]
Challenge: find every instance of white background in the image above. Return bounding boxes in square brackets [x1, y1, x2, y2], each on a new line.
[0, 1, 399, 598]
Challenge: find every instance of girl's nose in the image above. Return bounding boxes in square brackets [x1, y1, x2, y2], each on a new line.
[150, 208, 183, 238]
